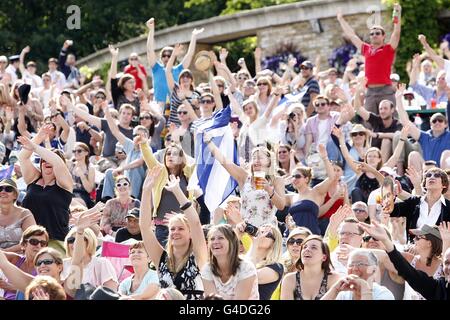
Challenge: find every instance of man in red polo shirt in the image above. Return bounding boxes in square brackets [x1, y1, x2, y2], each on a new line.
[124, 52, 147, 90]
[337, 3, 402, 114]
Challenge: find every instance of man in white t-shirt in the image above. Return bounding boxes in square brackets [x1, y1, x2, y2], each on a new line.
[322, 249, 395, 300]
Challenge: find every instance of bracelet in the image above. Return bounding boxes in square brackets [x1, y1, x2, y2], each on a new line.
[179, 201, 192, 211]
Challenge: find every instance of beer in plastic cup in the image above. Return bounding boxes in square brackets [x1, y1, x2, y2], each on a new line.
[253, 171, 265, 190]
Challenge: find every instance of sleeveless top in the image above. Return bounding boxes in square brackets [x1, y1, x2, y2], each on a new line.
[404, 256, 444, 300]
[0, 214, 32, 249]
[3, 256, 38, 300]
[22, 179, 73, 241]
[293, 271, 329, 300]
[380, 268, 405, 300]
[288, 199, 321, 235]
[240, 176, 278, 227]
[158, 251, 204, 300]
[258, 262, 284, 300]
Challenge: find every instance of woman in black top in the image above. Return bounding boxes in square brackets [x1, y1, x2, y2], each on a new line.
[18, 127, 73, 252]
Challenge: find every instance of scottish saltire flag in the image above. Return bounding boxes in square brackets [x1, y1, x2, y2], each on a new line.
[0, 165, 14, 180]
[277, 85, 309, 109]
[193, 105, 239, 213]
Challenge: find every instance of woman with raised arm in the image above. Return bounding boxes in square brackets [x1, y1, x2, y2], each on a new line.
[139, 135, 193, 245]
[243, 223, 284, 300]
[166, 44, 200, 128]
[18, 126, 73, 254]
[69, 142, 95, 208]
[106, 45, 140, 112]
[205, 132, 286, 227]
[285, 144, 335, 235]
[0, 178, 36, 253]
[281, 235, 340, 300]
[140, 166, 207, 300]
[0, 210, 98, 299]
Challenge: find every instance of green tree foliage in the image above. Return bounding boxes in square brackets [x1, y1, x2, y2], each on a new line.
[214, 37, 258, 74]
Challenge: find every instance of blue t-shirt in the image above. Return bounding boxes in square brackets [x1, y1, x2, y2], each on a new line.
[152, 62, 183, 103]
[418, 130, 450, 166]
[118, 269, 159, 296]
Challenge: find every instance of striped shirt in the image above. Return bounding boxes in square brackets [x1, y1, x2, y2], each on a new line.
[167, 83, 201, 127]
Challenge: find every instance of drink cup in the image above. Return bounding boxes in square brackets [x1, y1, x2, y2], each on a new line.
[253, 171, 265, 190]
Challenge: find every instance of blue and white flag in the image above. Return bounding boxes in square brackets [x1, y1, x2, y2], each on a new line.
[277, 85, 309, 109]
[0, 165, 14, 180]
[192, 106, 239, 213]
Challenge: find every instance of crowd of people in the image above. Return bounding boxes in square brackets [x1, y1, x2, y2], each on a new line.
[0, 4, 450, 301]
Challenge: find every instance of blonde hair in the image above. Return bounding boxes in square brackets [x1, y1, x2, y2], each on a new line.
[166, 214, 193, 273]
[64, 227, 98, 258]
[256, 224, 282, 269]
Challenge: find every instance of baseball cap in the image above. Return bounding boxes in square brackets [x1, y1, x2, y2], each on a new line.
[300, 60, 314, 69]
[379, 166, 398, 178]
[126, 207, 140, 219]
[0, 56, 8, 63]
[409, 224, 441, 240]
[0, 178, 18, 193]
[430, 113, 447, 123]
[390, 73, 400, 82]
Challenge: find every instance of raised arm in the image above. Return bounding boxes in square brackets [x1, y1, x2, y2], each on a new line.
[395, 83, 420, 140]
[254, 47, 262, 74]
[408, 54, 421, 86]
[204, 132, 247, 186]
[262, 88, 282, 119]
[417, 34, 445, 69]
[103, 101, 128, 146]
[181, 28, 204, 69]
[106, 45, 119, 101]
[337, 11, 364, 50]
[384, 126, 408, 168]
[139, 167, 165, 267]
[389, 4, 402, 50]
[165, 44, 182, 93]
[19, 46, 30, 76]
[353, 81, 370, 121]
[0, 250, 34, 293]
[70, 102, 102, 128]
[165, 175, 207, 269]
[146, 18, 157, 68]
[209, 72, 223, 111]
[17, 135, 73, 193]
[333, 126, 360, 174]
[313, 144, 336, 194]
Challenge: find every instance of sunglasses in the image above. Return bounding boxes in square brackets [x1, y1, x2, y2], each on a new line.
[95, 95, 106, 100]
[351, 132, 366, 137]
[314, 102, 328, 107]
[35, 259, 56, 267]
[265, 232, 275, 241]
[140, 116, 152, 120]
[161, 54, 171, 58]
[363, 235, 378, 242]
[431, 118, 445, 124]
[72, 149, 84, 154]
[414, 235, 427, 241]
[25, 239, 48, 247]
[353, 208, 367, 214]
[370, 31, 383, 36]
[287, 238, 303, 246]
[425, 172, 441, 179]
[180, 74, 192, 79]
[129, 57, 138, 61]
[0, 186, 15, 193]
[292, 173, 304, 179]
[200, 99, 213, 104]
[116, 182, 129, 188]
[177, 111, 188, 115]
[257, 82, 268, 86]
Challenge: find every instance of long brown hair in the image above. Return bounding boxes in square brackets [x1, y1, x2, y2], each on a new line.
[164, 143, 187, 177]
[207, 224, 241, 277]
[74, 142, 90, 166]
[296, 235, 333, 274]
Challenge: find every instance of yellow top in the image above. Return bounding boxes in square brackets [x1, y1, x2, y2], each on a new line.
[141, 142, 194, 217]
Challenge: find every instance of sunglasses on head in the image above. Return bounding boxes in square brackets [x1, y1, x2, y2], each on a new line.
[265, 232, 275, 241]
[177, 111, 188, 115]
[363, 235, 378, 242]
[116, 182, 129, 188]
[72, 149, 84, 154]
[287, 238, 303, 246]
[315, 102, 328, 107]
[351, 132, 366, 137]
[432, 118, 445, 124]
[35, 258, 56, 267]
[0, 186, 14, 193]
[140, 115, 151, 120]
[370, 31, 383, 36]
[26, 238, 48, 247]
[200, 99, 213, 104]
[425, 172, 441, 179]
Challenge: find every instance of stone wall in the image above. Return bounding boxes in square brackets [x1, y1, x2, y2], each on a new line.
[257, 11, 392, 69]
